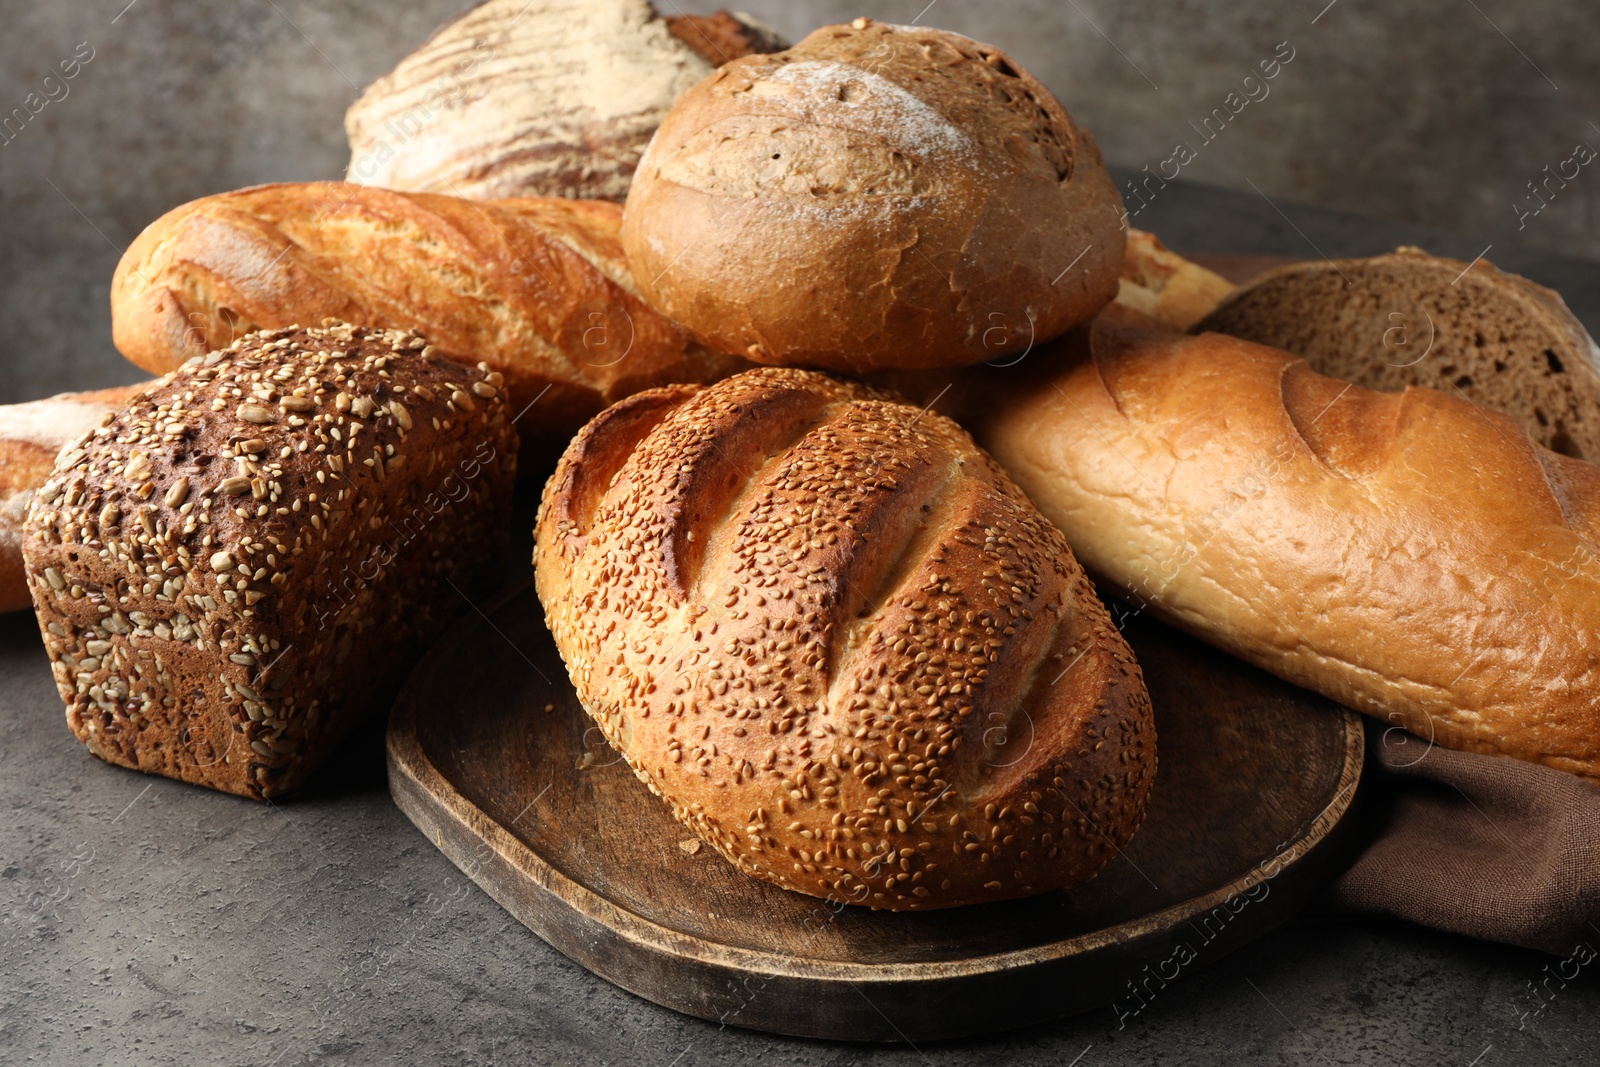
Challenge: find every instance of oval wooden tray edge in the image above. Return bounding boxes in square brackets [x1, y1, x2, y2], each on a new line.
[386, 689, 1366, 985]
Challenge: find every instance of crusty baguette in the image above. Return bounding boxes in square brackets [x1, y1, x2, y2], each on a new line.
[535, 367, 1155, 909]
[960, 321, 1600, 780]
[1114, 228, 1237, 331]
[110, 182, 748, 461]
[1, 384, 151, 613]
[1195, 246, 1600, 461]
[24, 324, 516, 799]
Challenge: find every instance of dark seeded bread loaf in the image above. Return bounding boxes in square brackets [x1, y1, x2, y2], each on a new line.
[535, 367, 1154, 909]
[1195, 247, 1600, 460]
[23, 323, 516, 799]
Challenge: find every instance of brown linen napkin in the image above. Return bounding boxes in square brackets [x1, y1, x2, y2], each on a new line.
[1325, 728, 1600, 955]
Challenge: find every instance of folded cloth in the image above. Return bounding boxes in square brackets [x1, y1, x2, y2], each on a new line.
[1326, 728, 1600, 955]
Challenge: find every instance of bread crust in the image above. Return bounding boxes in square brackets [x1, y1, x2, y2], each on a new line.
[535, 367, 1154, 909]
[109, 182, 747, 462]
[621, 19, 1125, 373]
[1195, 246, 1600, 461]
[1, 384, 151, 613]
[1115, 228, 1236, 331]
[964, 321, 1600, 780]
[23, 324, 516, 799]
[343, 0, 785, 203]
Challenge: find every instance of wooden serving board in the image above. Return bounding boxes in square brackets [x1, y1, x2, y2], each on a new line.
[387, 580, 1363, 1042]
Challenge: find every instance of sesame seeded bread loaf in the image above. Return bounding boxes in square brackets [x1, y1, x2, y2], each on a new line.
[534, 367, 1155, 909]
[1195, 247, 1600, 460]
[22, 324, 517, 799]
[2, 384, 152, 613]
[109, 182, 748, 464]
[960, 321, 1600, 780]
[621, 19, 1125, 372]
[344, 0, 787, 203]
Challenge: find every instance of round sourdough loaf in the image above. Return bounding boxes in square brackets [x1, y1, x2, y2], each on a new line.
[620, 19, 1126, 373]
[343, 0, 786, 203]
[534, 367, 1154, 909]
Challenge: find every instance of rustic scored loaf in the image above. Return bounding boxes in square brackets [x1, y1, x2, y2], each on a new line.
[110, 182, 747, 461]
[535, 367, 1155, 909]
[23, 323, 516, 799]
[959, 321, 1600, 780]
[621, 18, 1126, 372]
[344, 0, 786, 202]
[1196, 247, 1600, 460]
[1, 384, 151, 613]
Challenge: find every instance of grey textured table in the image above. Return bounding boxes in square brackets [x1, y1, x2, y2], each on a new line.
[4, 178, 1600, 1066]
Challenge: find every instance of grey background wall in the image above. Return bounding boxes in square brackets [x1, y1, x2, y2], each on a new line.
[1, 0, 1595, 404]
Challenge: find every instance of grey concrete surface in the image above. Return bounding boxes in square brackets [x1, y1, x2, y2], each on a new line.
[2, 1, 1599, 404]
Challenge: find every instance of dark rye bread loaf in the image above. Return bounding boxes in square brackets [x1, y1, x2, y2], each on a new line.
[1195, 247, 1600, 461]
[535, 368, 1154, 909]
[22, 323, 516, 799]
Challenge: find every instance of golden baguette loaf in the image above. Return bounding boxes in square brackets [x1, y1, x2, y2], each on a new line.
[961, 321, 1600, 780]
[1, 384, 151, 613]
[535, 367, 1155, 909]
[110, 182, 748, 460]
[1116, 229, 1237, 331]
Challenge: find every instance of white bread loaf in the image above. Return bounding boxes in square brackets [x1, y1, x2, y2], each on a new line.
[960, 321, 1600, 780]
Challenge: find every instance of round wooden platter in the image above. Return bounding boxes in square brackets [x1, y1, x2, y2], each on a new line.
[386, 580, 1364, 1043]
